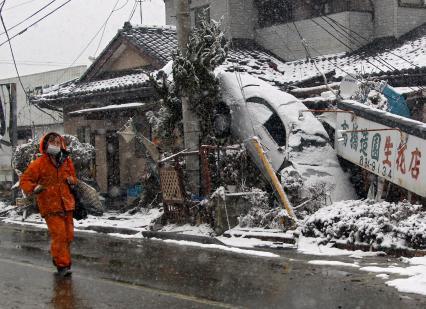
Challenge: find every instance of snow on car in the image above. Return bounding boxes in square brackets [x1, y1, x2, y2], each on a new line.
[218, 72, 356, 202]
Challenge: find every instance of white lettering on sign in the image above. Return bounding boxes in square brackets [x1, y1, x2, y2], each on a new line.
[335, 113, 425, 197]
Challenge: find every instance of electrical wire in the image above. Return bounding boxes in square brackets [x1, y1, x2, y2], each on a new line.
[323, 15, 425, 91]
[310, 19, 388, 75]
[3, 0, 37, 11]
[318, 16, 399, 73]
[292, 21, 338, 98]
[128, 0, 137, 22]
[283, 22, 361, 82]
[0, 10, 28, 99]
[93, 0, 125, 57]
[0, 4, 61, 121]
[0, 0, 72, 48]
[55, 0, 129, 84]
[0, 0, 58, 37]
[324, 15, 422, 70]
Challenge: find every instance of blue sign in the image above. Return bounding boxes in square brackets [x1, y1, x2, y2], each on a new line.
[383, 85, 411, 118]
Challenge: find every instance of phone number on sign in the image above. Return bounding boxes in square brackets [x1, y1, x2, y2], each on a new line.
[359, 155, 392, 178]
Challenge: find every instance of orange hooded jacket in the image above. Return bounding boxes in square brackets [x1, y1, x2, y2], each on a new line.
[20, 133, 77, 217]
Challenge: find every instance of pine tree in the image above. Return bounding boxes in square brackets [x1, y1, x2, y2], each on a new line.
[148, 18, 229, 145]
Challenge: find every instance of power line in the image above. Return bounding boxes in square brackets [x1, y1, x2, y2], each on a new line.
[3, 0, 37, 11]
[0, 0, 58, 37]
[320, 15, 424, 91]
[0, 0, 72, 48]
[310, 19, 389, 76]
[0, 9, 28, 99]
[324, 15, 424, 73]
[0, 3, 61, 121]
[318, 16, 399, 73]
[52, 0, 132, 90]
[0, 61, 67, 67]
[128, 0, 137, 21]
[94, 0, 128, 57]
[292, 20, 339, 98]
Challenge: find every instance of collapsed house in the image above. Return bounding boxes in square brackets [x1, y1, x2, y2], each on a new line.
[31, 16, 426, 213]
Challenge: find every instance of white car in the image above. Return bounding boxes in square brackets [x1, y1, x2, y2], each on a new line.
[218, 72, 356, 202]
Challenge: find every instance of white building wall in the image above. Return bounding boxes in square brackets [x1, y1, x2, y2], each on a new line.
[0, 66, 86, 182]
[396, 6, 426, 37]
[165, 0, 426, 58]
[255, 12, 373, 61]
[164, 0, 254, 39]
[228, 0, 257, 39]
[372, 0, 397, 38]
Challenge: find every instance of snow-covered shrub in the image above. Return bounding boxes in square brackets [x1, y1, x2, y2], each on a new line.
[302, 200, 426, 249]
[12, 135, 95, 180]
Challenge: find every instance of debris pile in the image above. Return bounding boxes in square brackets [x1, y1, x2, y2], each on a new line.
[303, 200, 426, 249]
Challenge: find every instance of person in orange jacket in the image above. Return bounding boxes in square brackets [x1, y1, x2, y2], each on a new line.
[20, 132, 78, 277]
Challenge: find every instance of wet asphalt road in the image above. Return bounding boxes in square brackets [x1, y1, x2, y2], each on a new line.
[0, 222, 426, 309]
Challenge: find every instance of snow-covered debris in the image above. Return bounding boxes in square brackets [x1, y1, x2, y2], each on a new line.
[303, 200, 426, 249]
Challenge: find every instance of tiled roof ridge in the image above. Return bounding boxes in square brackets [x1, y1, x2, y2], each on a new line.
[120, 23, 177, 33]
[75, 69, 150, 85]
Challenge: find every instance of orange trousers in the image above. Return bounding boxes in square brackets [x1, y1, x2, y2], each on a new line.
[45, 211, 74, 268]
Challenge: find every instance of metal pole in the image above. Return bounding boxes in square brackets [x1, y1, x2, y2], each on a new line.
[139, 0, 143, 24]
[9, 83, 18, 203]
[176, 0, 201, 196]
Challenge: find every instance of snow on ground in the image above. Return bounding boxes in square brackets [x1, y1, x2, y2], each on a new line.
[297, 235, 385, 257]
[158, 223, 215, 237]
[306, 255, 426, 296]
[74, 209, 163, 232]
[155, 238, 280, 258]
[3, 200, 426, 296]
[361, 257, 426, 296]
[308, 260, 360, 268]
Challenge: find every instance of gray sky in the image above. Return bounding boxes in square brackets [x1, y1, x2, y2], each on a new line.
[0, 0, 165, 79]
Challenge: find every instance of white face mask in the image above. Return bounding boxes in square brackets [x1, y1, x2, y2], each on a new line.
[46, 144, 61, 155]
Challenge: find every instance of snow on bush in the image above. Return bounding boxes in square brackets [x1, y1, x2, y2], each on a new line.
[302, 200, 426, 249]
[238, 189, 294, 229]
[12, 135, 95, 180]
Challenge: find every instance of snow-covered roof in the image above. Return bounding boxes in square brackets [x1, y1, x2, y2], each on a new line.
[275, 23, 426, 86]
[33, 22, 426, 106]
[69, 102, 145, 115]
[121, 24, 177, 64]
[32, 72, 151, 104]
[220, 41, 290, 89]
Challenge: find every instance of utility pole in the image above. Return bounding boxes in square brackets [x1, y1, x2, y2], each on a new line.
[7, 83, 17, 203]
[138, 0, 143, 24]
[176, 0, 201, 196]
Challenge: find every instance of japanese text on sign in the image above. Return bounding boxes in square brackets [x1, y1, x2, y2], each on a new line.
[335, 113, 426, 197]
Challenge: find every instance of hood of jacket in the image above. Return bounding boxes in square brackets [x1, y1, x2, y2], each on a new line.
[39, 132, 67, 155]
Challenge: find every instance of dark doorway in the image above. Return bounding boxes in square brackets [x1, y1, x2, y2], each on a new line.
[106, 131, 120, 198]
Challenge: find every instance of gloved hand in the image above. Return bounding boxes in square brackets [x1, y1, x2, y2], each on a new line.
[66, 177, 77, 186]
[33, 185, 45, 194]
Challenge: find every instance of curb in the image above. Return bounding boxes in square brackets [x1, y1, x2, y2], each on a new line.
[78, 225, 139, 235]
[333, 242, 426, 258]
[222, 231, 297, 245]
[76, 224, 225, 245]
[141, 231, 224, 245]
